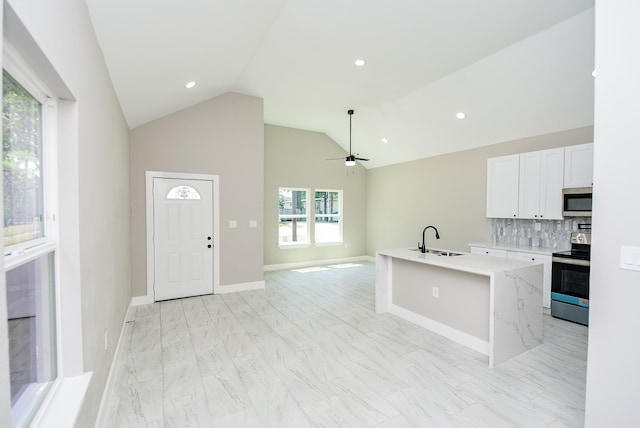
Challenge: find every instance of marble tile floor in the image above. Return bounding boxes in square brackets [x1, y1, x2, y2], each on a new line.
[101, 262, 588, 427]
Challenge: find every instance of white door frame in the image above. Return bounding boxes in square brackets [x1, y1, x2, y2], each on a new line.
[145, 171, 220, 303]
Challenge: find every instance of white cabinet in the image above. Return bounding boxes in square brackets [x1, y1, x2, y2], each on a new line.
[486, 154, 519, 218]
[507, 251, 552, 309]
[470, 246, 508, 258]
[518, 148, 564, 220]
[564, 143, 594, 188]
[487, 149, 563, 220]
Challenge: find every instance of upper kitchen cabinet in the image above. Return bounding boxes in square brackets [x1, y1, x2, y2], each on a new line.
[486, 154, 519, 218]
[518, 148, 564, 220]
[564, 143, 594, 188]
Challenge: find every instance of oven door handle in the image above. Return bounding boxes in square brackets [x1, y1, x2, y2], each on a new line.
[552, 257, 590, 267]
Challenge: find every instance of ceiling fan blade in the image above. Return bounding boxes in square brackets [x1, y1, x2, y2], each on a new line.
[355, 157, 370, 161]
[326, 157, 346, 160]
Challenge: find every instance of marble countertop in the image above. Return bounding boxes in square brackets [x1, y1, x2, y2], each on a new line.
[468, 242, 567, 256]
[377, 248, 542, 276]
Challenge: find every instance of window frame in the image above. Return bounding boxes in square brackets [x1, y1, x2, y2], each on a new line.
[3, 41, 60, 427]
[313, 189, 343, 246]
[278, 187, 310, 248]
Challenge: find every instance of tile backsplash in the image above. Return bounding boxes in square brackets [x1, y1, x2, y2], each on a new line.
[490, 217, 591, 250]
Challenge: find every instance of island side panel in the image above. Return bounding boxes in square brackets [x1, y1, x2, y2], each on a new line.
[375, 253, 391, 313]
[391, 258, 490, 342]
[491, 264, 544, 367]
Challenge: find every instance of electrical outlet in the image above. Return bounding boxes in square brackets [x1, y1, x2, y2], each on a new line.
[432, 287, 439, 298]
[104, 331, 109, 351]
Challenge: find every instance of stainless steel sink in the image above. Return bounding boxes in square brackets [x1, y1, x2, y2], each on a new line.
[409, 248, 464, 256]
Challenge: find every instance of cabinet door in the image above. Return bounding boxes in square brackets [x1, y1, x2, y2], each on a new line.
[518, 148, 564, 220]
[518, 151, 542, 219]
[486, 155, 519, 218]
[564, 143, 594, 188]
[539, 148, 564, 220]
[507, 251, 552, 308]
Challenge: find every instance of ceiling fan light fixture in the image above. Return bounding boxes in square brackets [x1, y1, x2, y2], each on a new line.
[345, 159, 356, 167]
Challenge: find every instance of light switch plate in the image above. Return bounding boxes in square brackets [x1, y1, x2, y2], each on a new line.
[249, 220, 257, 228]
[620, 246, 640, 271]
[229, 220, 237, 228]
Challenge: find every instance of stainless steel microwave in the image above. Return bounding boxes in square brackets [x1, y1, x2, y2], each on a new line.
[563, 187, 593, 217]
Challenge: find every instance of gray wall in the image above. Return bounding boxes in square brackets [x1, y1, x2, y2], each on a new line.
[2, 0, 132, 426]
[585, 2, 640, 425]
[130, 92, 264, 293]
[366, 126, 594, 255]
[264, 125, 367, 267]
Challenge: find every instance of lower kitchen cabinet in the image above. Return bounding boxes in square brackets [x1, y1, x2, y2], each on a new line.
[470, 245, 552, 309]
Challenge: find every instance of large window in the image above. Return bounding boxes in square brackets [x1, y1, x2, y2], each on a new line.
[278, 188, 309, 246]
[278, 187, 343, 247]
[3, 64, 58, 426]
[314, 190, 342, 244]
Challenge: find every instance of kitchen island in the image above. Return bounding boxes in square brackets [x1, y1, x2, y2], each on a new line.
[376, 248, 543, 367]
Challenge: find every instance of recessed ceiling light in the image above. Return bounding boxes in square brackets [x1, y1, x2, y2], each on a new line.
[592, 69, 597, 78]
[456, 112, 466, 119]
[185, 81, 196, 89]
[354, 59, 366, 67]
[381, 138, 389, 144]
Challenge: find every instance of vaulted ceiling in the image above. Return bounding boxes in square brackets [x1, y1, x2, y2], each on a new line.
[85, 0, 595, 168]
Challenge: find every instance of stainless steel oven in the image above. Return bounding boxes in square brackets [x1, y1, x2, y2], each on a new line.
[551, 232, 590, 326]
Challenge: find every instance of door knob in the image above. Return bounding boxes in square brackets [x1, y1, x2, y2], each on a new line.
[207, 244, 212, 248]
[207, 236, 212, 240]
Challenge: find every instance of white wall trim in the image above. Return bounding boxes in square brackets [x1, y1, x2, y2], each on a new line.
[389, 303, 490, 356]
[131, 295, 154, 307]
[215, 280, 265, 294]
[145, 171, 220, 302]
[264, 255, 374, 272]
[94, 304, 136, 427]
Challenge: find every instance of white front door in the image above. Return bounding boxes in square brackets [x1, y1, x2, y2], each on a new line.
[153, 177, 214, 301]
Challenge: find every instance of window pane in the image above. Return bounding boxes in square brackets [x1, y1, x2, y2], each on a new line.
[7, 253, 57, 426]
[166, 185, 201, 200]
[278, 217, 308, 244]
[3, 71, 44, 247]
[278, 188, 307, 215]
[279, 188, 309, 245]
[314, 190, 342, 243]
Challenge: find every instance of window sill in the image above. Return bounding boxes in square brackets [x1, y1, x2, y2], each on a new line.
[32, 372, 92, 428]
[278, 243, 310, 250]
[314, 241, 344, 247]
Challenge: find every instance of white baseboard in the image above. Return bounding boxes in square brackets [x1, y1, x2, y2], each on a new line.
[389, 303, 490, 356]
[215, 280, 265, 294]
[264, 255, 374, 272]
[131, 295, 154, 307]
[94, 303, 136, 427]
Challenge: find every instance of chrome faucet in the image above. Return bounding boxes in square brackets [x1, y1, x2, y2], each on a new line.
[418, 225, 440, 253]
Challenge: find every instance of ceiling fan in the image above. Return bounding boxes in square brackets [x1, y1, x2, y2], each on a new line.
[328, 109, 369, 166]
